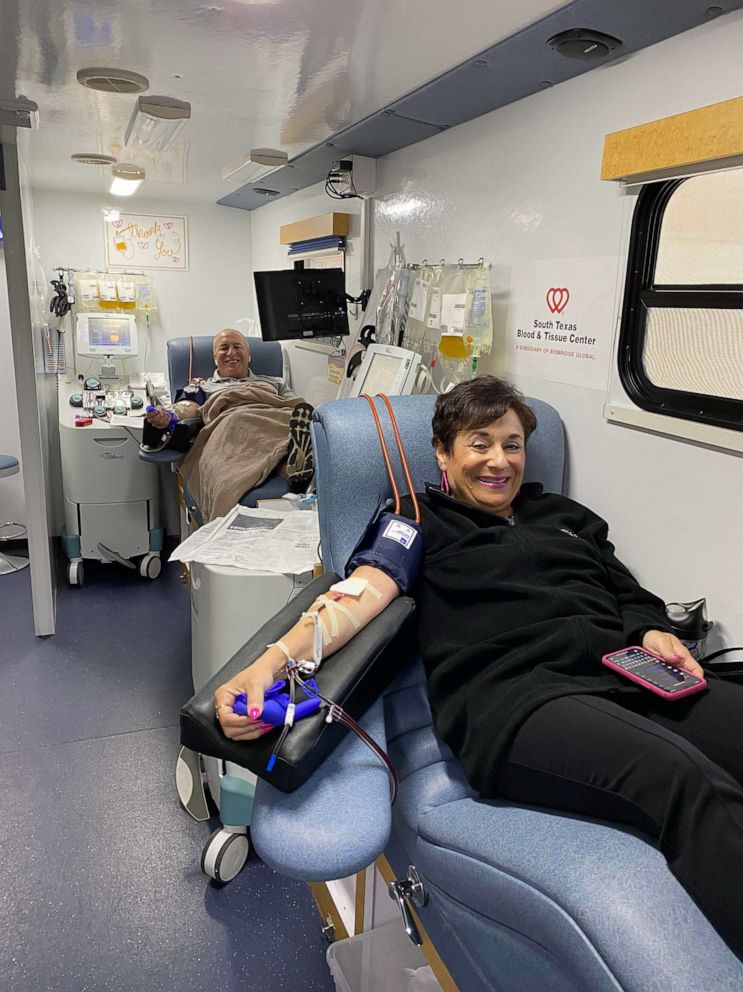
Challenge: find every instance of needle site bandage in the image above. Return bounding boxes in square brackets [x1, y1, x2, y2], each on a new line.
[328, 577, 383, 599]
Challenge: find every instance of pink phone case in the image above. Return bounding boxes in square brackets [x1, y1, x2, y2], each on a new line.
[602, 646, 707, 700]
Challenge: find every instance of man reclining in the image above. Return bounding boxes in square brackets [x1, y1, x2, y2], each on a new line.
[146, 329, 313, 520]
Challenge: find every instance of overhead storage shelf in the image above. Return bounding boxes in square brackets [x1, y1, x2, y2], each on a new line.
[279, 212, 350, 245]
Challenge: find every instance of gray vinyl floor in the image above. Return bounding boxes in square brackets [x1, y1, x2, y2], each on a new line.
[0, 556, 335, 992]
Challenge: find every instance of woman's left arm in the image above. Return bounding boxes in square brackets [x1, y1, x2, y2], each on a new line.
[580, 511, 699, 667]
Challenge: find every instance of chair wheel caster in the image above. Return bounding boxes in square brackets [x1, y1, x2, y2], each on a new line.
[201, 828, 250, 883]
[175, 747, 210, 822]
[139, 553, 161, 579]
[68, 560, 84, 586]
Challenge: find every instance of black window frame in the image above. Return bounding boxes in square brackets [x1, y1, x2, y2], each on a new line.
[618, 177, 743, 433]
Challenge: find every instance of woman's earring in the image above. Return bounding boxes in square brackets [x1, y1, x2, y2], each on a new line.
[440, 470, 450, 494]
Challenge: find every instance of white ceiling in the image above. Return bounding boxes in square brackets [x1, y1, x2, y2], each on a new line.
[1, 0, 569, 204]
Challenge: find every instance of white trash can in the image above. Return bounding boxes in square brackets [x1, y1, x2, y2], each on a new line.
[326, 921, 442, 992]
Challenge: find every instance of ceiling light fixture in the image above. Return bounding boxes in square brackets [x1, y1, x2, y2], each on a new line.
[124, 95, 191, 153]
[221, 148, 288, 183]
[109, 163, 145, 196]
[71, 153, 117, 166]
[77, 67, 149, 94]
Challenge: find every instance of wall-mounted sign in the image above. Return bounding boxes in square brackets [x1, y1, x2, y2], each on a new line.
[103, 211, 188, 270]
[504, 257, 617, 391]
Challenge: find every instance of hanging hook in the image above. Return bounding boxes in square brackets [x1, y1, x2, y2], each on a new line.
[478, 257, 485, 267]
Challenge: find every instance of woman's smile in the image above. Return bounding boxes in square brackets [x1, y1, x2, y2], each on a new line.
[476, 475, 510, 489]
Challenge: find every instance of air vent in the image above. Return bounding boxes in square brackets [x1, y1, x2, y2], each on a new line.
[547, 29, 622, 61]
[252, 187, 281, 197]
[71, 153, 117, 166]
[76, 68, 149, 94]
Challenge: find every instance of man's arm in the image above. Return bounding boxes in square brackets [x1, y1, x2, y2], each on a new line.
[146, 400, 202, 429]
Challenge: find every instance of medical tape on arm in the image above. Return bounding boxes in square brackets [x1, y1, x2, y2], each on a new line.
[268, 639, 293, 664]
[301, 594, 361, 646]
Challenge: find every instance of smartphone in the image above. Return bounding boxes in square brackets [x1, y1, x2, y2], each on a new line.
[602, 646, 707, 700]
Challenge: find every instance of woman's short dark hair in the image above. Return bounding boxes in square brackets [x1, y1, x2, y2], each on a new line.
[432, 375, 537, 453]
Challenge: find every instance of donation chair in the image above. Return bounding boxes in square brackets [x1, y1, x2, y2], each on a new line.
[139, 336, 290, 526]
[188, 395, 743, 991]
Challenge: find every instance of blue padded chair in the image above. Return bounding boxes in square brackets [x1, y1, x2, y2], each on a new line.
[248, 394, 743, 992]
[139, 336, 290, 522]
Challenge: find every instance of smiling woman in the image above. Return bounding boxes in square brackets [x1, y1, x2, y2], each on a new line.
[214, 374, 743, 960]
[431, 376, 536, 517]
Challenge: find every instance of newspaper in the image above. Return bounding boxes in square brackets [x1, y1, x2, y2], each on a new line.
[170, 505, 320, 575]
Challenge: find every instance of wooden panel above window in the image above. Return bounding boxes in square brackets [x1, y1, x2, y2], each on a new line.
[601, 95, 743, 183]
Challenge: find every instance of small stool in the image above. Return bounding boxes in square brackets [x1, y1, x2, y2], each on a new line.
[0, 455, 29, 574]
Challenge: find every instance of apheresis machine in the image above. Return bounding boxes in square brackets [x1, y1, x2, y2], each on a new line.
[59, 312, 163, 586]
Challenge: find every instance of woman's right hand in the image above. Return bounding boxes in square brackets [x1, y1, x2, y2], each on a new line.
[213, 658, 277, 741]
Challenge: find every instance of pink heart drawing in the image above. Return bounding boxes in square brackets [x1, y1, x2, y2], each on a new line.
[164, 222, 174, 230]
[112, 219, 123, 228]
[138, 241, 149, 249]
[172, 256, 180, 263]
[546, 287, 570, 314]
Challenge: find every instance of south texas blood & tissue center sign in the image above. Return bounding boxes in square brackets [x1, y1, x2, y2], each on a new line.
[505, 258, 616, 390]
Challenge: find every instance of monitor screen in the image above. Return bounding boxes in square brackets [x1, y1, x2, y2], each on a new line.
[88, 316, 132, 349]
[349, 344, 422, 398]
[254, 268, 349, 341]
[76, 313, 139, 357]
[358, 352, 406, 395]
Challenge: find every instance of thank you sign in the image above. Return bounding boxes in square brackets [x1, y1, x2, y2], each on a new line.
[103, 211, 189, 270]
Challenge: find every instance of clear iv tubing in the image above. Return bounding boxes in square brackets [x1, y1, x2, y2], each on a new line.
[286, 663, 399, 803]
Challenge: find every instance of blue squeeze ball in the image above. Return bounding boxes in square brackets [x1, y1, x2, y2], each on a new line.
[232, 679, 321, 727]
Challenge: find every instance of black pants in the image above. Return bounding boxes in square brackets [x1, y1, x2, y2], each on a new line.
[494, 679, 743, 959]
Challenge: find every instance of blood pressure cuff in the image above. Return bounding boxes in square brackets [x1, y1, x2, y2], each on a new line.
[174, 383, 207, 406]
[346, 510, 424, 593]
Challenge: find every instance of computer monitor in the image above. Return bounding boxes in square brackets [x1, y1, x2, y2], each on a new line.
[349, 344, 422, 398]
[254, 268, 350, 341]
[76, 313, 139, 357]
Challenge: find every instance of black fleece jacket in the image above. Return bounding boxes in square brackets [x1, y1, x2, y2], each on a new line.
[399, 483, 670, 796]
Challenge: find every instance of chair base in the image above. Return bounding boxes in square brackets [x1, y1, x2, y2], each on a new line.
[0, 551, 29, 574]
[0, 521, 27, 542]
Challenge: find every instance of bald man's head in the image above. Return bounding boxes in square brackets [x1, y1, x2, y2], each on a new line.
[213, 329, 250, 379]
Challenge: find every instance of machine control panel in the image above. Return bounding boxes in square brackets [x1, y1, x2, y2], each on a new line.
[69, 382, 144, 419]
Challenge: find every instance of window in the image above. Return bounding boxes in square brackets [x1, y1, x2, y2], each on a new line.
[618, 169, 743, 432]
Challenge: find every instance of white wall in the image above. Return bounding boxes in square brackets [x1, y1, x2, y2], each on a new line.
[0, 256, 24, 521]
[367, 10, 743, 644]
[31, 189, 253, 377]
[1, 189, 253, 525]
[249, 185, 363, 403]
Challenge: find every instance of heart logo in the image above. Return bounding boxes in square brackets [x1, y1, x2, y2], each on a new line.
[112, 219, 123, 229]
[138, 241, 149, 249]
[546, 287, 569, 314]
[164, 222, 173, 230]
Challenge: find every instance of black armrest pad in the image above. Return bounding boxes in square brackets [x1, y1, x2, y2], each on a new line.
[180, 572, 416, 793]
